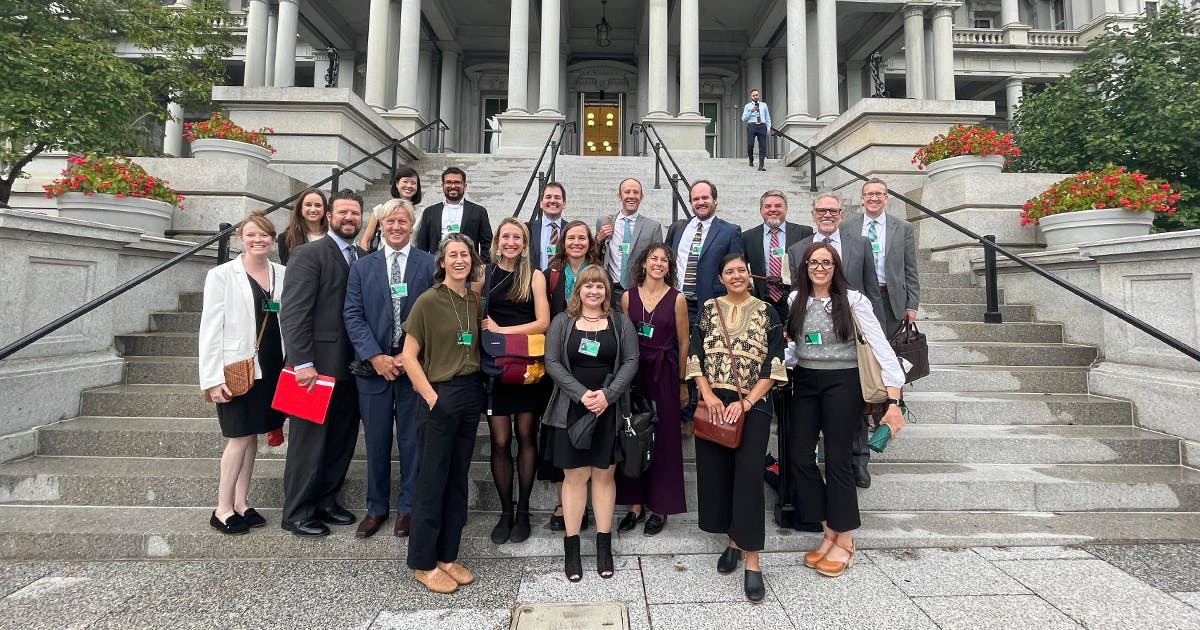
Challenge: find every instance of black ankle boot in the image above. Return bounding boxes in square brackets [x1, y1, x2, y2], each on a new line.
[510, 511, 531, 543]
[596, 532, 614, 579]
[491, 511, 513, 544]
[564, 535, 582, 582]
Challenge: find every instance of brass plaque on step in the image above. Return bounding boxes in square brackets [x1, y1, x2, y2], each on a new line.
[511, 602, 629, 630]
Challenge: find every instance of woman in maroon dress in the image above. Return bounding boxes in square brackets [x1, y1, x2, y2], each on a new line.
[615, 244, 689, 535]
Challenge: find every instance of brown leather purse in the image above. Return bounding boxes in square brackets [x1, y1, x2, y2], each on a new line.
[692, 300, 746, 449]
[212, 316, 270, 400]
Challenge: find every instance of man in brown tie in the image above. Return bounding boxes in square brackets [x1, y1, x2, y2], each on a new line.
[527, 182, 567, 271]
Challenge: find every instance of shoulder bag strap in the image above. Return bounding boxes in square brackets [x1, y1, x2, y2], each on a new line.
[712, 301, 745, 405]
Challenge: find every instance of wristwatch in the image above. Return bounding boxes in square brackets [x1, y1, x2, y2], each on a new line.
[884, 397, 902, 408]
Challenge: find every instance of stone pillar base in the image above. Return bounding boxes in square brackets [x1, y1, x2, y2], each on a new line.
[380, 109, 428, 142]
[492, 112, 566, 157]
[1002, 24, 1031, 46]
[778, 117, 828, 164]
[640, 114, 709, 159]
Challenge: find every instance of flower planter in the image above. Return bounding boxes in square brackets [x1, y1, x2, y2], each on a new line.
[923, 154, 1005, 183]
[1037, 207, 1156, 250]
[56, 192, 175, 237]
[190, 138, 272, 166]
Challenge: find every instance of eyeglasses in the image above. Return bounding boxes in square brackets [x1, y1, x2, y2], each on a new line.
[862, 192, 887, 198]
[813, 208, 842, 216]
[805, 259, 835, 269]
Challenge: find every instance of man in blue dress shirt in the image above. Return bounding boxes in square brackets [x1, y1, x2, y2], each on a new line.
[741, 89, 772, 171]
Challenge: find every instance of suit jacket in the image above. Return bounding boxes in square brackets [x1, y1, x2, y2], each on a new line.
[414, 200, 493, 256]
[197, 256, 287, 390]
[279, 234, 366, 381]
[596, 212, 664, 288]
[667, 216, 745, 307]
[343, 245, 436, 394]
[841, 212, 920, 320]
[742, 221, 814, 307]
[788, 231, 887, 327]
[527, 216, 568, 271]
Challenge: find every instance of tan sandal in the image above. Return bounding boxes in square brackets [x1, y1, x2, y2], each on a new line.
[814, 537, 855, 577]
[803, 530, 837, 568]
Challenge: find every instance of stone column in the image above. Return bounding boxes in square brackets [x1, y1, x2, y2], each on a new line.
[931, 4, 955, 100]
[394, 0, 422, 113]
[743, 50, 764, 98]
[264, 7, 278, 86]
[417, 44, 434, 119]
[337, 51, 356, 89]
[1005, 76, 1024, 121]
[1117, 0, 1136, 14]
[637, 47, 650, 120]
[273, 0, 299, 88]
[845, 60, 864, 107]
[364, 0, 392, 108]
[678, 0, 700, 116]
[439, 45, 460, 149]
[163, 100, 184, 157]
[1103, 0, 1119, 16]
[816, 0, 838, 118]
[903, 4, 926, 100]
[537, 0, 561, 114]
[506, 0, 530, 112]
[769, 53, 788, 122]
[1001, 0, 1020, 26]
[646, 0, 668, 116]
[1070, 0, 1091, 28]
[785, 0, 809, 119]
[243, 0, 269, 87]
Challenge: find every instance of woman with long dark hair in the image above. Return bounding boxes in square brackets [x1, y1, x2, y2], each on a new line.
[278, 188, 328, 265]
[360, 166, 423, 252]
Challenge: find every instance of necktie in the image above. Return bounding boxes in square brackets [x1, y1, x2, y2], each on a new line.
[391, 251, 406, 346]
[867, 219, 881, 270]
[346, 244, 358, 265]
[768, 227, 783, 302]
[682, 222, 703, 298]
[822, 237, 832, 244]
[620, 217, 632, 286]
[548, 220, 560, 267]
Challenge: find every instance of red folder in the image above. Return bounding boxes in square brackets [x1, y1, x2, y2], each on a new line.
[271, 367, 336, 424]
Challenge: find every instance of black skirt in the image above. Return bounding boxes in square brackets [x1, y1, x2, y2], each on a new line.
[547, 325, 618, 470]
[215, 277, 286, 438]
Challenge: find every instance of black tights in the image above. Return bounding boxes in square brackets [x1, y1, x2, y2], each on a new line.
[488, 412, 538, 513]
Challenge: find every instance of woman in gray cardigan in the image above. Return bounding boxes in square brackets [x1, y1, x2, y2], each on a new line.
[542, 265, 639, 582]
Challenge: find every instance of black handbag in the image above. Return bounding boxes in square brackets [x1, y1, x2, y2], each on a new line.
[890, 322, 930, 383]
[616, 392, 657, 478]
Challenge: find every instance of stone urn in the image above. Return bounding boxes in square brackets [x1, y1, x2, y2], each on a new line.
[1037, 207, 1156, 250]
[190, 138, 272, 166]
[924, 154, 1005, 183]
[55, 192, 175, 237]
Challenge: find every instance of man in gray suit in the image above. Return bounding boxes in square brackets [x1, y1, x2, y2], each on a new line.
[787, 194, 886, 326]
[596, 178, 663, 307]
[842, 178, 920, 337]
[742, 190, 813, 323]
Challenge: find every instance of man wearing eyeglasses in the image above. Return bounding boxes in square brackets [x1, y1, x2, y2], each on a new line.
[787, 194, 885, 326]
[742, 190, 812, 322]
[842, 179, 919, 338]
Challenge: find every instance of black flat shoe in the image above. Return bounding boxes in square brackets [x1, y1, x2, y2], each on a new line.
[210, 511, 249, 535]
[717, 546, 742, 574]
[281, 518, 330, 537]
[744, 569, 766, 602]
[547, 506, 566, 531]
[315, 505, 356, 525]
[596, 532, 614, 579]
[643, 514, 666, 537]
[509, 511, 531, 543]
[564, 535, 582, 582]
[617, 510, 645, 533]
[238, 508, 266, 528]
[491, 512, 513, 544]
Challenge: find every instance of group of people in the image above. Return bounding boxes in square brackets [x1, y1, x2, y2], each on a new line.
[197, 162, 921, 601]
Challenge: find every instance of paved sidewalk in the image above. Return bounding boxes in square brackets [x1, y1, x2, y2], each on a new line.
[1, 544, 1199, 629]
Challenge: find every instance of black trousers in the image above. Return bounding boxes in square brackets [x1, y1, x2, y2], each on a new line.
[695, 388, 773, 552]
[789, 367, 863, 532]
[407, 374, 485, 571]
[747, 122, 768, 166]
[281, 378, 360, 523]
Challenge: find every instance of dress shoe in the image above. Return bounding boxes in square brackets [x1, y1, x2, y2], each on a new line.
[355, 513, 387, 539]
[814, 538, 856, 577]
[414, 568, 458, 594]
[757, 165, 766, 171]
[491, 512, 513, 544]
[547, 506, 566, 531]
[717, 546, 742, 574]
[617, 510, 645, 533]
[643, 514, 666, 537]
[804, 531, 837, 568]
[394, 514, 412, 537]
[744, 569, 766, 602]
[238, 507, 266, 528]
[510, 511, 532, 543]
[315, 505, 356, 525]
[439, 562, 475, 586]
[266, 427, 285, 447]
[210, 511, 249, 535]
[282, 518, 330, 537]
[852, 461, 872, 489]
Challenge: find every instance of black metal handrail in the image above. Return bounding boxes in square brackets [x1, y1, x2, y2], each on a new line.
[771, 126, 1200, 364]
[510, 120, 565, 219]
[0, 118, 449, 361]
[632, 123, 693, 224]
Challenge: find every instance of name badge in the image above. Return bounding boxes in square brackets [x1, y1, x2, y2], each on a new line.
[390, 283, 408, 297]
[690, 243, 702, 256]
[771, 246, 785, 257]
[456, 331, 473, 346]
[262, 299, 281, 313]
[447, 222, 461, 233]
[578, 338, 600, 356]
[546, 244, 557, 257]
[637, 322, 654, 338]
[619, 243, 631, 255]
[803, 332, 823, 345]
[871, 241, 882, 252]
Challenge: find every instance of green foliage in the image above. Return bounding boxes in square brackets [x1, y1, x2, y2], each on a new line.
[1011, 5, 1200, 230]
[0, 0, 234, 205]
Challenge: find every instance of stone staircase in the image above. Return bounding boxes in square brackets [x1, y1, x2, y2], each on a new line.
[2, 246, 1199, 561]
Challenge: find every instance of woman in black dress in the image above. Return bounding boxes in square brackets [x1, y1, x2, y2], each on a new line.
[542, 266, 639, 581]
[278, 188, 327, 265]
[198, 212, 287, 535]
[480, 217, 550, 544]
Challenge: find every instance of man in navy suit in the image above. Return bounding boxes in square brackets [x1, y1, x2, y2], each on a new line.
[413, 167, 493, 256]
[742, 190, 814, 323]
[527, 182, 567, 271]
[344, 198, 436, 539]
[667, 180, 745, 324]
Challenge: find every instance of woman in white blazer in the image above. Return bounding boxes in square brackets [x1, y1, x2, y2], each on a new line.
[198, 211, 288, 535]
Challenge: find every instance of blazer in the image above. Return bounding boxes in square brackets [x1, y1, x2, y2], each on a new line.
[198, 256, 287, 390]
[541, 311, 640, 429]
[527, 216, 568, 271]
[596, 213, 664, 288]
[788, 232, 886, 327]
[742, 221, 814, 300]
[666, 216, 745, 306]
[841, 212, 920, 319]
[414, 200, 493, 256]
[279, 234, 365, 381]
[343, 246, 436, 394]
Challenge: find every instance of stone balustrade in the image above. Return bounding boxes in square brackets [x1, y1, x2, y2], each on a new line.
[953, 27, 1083, 48]
[1029, 30, 1082, 47]
[953, 28, 1004, 46]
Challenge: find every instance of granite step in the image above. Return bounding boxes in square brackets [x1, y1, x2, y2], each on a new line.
[901, 392, 1132, 426]
[116, 332, 198, 357]
[150, 311, 201, 333]
[920, 321, 1064, 344]
[80, 384, 214, 419]
[906, 366, 1090, 394]
[178, 293, 203, 313]
[3, 505, 1200, 561]
[919, 303, 1034, 322]
[124, 357, 198, 385]
[918, 286, 998, 304]
[4, 456, 1198, 514]
[918, 273, 978, 288]
[927, 342, 1097, 367]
